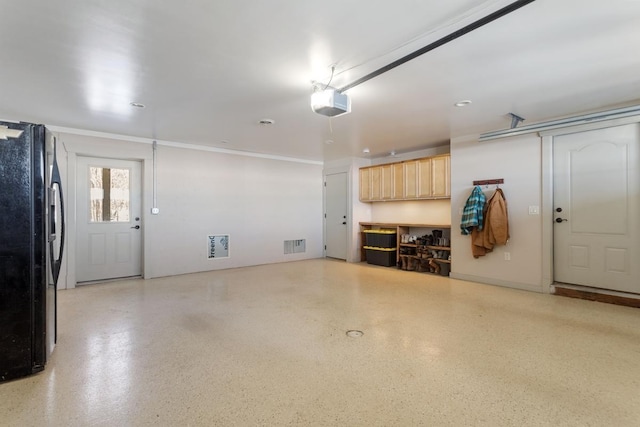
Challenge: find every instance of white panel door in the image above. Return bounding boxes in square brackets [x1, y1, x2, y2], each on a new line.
[77, 157, 142, 282]
[553, 124, 640, 293]
[325, 172, 348, 260]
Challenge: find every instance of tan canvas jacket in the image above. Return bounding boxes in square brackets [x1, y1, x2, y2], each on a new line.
[471, 188, 509, 258]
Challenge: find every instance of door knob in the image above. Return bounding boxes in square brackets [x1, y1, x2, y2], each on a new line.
[555, 218, 567, 223]
[131, 225, 140, 229]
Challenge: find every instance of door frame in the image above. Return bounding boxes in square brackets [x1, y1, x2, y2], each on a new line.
[61, 137, 153, 289]
[323, 166, 350, 261]
[75, 156, 144, 283]
[540, 115, 640, 294]
[324, 171, 348, 260]
[323, 159, 376, 263]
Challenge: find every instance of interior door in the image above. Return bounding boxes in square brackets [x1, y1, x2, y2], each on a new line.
[553, 123, 640, 293]
[325, 172, 348, 260]
[76, 157, 142, 283]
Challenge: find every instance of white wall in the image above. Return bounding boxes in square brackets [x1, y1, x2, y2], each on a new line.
[450, 133, 543, 292]
[371, 200, 451, 225]
[56, 131, 323, 285]
[148, 145, 323, 277]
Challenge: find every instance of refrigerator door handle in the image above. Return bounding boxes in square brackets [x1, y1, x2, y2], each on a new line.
[49, 137, 64, 286]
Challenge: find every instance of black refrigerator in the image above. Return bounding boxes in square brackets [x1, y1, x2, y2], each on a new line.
[0, 121, 64, 382]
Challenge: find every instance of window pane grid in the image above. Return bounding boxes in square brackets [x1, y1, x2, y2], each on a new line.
[89, 167, 131, 222]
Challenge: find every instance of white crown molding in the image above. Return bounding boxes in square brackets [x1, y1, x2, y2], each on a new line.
[46, 125, 324, 166]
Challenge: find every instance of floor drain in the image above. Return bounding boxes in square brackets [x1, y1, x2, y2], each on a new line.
[346, 330, 364, 338]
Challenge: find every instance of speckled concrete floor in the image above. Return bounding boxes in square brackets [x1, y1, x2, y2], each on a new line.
[2, 259, 640, 426]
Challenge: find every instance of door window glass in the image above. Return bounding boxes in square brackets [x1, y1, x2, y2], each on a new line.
[89, 167, 130, 222]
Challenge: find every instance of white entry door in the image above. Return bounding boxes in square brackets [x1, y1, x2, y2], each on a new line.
[76, 157, 143, 283]
[553, 123, 640, 294]
[325, 172, 348, 260]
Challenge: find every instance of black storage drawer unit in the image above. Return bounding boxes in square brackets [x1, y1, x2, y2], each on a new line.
[364, 246, 397, 267]
[363, 229, 397, 248]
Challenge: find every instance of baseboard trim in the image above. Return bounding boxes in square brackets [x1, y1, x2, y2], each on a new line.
[553, 283, 640, 308]
[450, 273, 543, 293]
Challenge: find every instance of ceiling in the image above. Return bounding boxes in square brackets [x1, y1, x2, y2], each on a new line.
[1, 0, 639, 162]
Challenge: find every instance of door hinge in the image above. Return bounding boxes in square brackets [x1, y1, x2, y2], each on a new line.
[324, 245, 327, 250]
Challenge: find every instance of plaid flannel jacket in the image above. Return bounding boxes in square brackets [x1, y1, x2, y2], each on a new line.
[460, 186, 486, 235]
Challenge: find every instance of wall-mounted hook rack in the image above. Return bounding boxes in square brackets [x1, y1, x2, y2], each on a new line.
[473, 178, 504, 186]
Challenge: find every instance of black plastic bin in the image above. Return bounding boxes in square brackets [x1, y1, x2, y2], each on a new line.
[364, 246, 397, 267]
[439, 262, 450, 276]
[363, 229, 397, 248]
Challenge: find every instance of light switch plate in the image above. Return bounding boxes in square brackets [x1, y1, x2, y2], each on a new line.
[528, 205, 539, 215]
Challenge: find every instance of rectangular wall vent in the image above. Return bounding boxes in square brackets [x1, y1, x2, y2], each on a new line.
[284, 239, 306, 254]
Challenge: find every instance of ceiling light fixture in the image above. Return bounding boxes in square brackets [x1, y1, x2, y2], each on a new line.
[129, 102, 145, 108]
[362, 148, 370, 154]
[454, 100, 472, 107]
[258, 119, 275, 125]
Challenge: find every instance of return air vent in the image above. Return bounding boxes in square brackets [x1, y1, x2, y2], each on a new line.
[284, 239, 306, 254]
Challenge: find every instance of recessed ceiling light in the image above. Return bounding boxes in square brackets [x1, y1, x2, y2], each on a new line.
[454, 100, 472, 107]
[362, 148, 370, 154]
[130, 102, 145, 108]
[258, 119, 275, 125]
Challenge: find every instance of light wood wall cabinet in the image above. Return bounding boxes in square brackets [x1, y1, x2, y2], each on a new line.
[417, 157, 432, 198]
[404, 161, 418, 198]
[381, 164, 393, 200]
[370, 166, 381, 200]
[431, 155, 451, 197]
[359, 154, 450, 202]
[392, 163, 404, 199]
[359, 168, 372, 201]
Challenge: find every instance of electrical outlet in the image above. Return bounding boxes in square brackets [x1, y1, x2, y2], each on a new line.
[504, 252, 511, 261]
[151, 207, 160, 215]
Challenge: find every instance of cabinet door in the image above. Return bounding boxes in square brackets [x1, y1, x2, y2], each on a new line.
[417, 157, 432, 198]
[392, 163, 404, 199]
[359, 168, 371, 201]
[404, 161, 418, 198]
[381, 164, 393, 200]
[370, 166, 382, 200]
[431, 155, 451, 197]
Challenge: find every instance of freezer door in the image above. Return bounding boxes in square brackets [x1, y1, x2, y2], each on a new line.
[0, 122, 47, 381]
